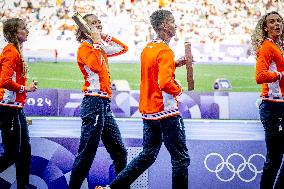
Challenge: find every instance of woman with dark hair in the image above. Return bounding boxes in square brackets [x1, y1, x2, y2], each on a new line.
[252, 11, 284, 189]
[0, 18, 37, 189]
[68, 14, 128, 189]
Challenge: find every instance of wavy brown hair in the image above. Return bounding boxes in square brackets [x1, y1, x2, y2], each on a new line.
[3, 18, 28, 78]
[251, 11, 284, 56]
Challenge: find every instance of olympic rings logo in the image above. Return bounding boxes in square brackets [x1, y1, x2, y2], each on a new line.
[204, 153, 265, 182]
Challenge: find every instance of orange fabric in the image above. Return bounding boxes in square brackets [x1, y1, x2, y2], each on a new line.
[0, 44, 27, 108]
[139, 40, 182, 118]
[77, 35, 128, 98]
[255, 39, 284, 101]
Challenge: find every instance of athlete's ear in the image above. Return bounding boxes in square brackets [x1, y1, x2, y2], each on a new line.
[264, 26, 268, 32]
[160, 22, 166, 30]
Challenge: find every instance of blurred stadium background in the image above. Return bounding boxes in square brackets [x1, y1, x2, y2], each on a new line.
[1, 0, 281, 92]
[1, 0, 281, 63]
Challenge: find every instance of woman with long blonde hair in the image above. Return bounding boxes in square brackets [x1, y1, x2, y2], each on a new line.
[68, 14, 128, 189]
[0, 18, 37, 189]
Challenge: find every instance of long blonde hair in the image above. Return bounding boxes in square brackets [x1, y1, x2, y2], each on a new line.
[3, 18, 28, 78]
[251, 11, 284, 56]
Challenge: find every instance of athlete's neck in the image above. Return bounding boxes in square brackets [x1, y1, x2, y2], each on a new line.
[157, 33, 171, 45]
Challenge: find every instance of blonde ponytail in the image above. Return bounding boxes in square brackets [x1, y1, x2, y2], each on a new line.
[3, 18, 28, 78]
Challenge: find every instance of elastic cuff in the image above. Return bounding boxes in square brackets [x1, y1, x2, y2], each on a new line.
[93, 43, 101, 49]
[176, 90, 183, 102]
[105, 35, 112, 43]
[177, 88, 183, 97]
[19, 85, 25, 93]
[277, 72, 282, 80]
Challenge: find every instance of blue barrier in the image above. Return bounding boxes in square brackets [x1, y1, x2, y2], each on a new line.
[24, 89, 260, 120]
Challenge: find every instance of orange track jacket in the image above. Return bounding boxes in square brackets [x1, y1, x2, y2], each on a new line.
[139, 39, 182, 120]
[77, 35, 128, 98]
[0, 44, 27, 108]
[255, 38, 284, 102]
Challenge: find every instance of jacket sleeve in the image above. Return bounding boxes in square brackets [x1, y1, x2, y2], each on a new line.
[157, 49, 182, 96]
[255, 43, 278, 84]
[79, 45, 102, 73]
[0, 48, 23, 92]
[102, 35, 128, 57]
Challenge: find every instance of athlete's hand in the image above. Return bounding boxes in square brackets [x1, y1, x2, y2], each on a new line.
[25, 80, 38, 92]
[175, 56, 187, 67]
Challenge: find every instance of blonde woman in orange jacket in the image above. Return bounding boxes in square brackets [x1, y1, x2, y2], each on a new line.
[68, 14, 128, 189]
[252, 11, 284, 189]
[0, 18, 37, 189]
